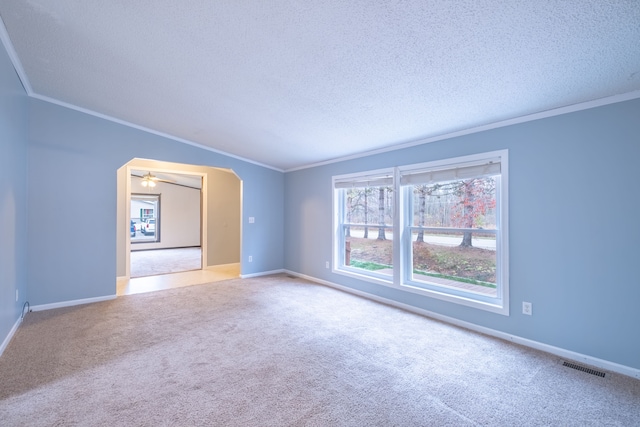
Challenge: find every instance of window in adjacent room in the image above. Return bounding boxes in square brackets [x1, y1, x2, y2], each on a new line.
[131, 194, 160, 243]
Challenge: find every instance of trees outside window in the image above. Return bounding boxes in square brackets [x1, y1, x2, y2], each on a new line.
[406, 176, 498, 297]
[334, 171, 394, 280]
[334, 151, 508, 315]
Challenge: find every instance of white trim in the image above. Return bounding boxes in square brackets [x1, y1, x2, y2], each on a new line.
[285, 90, 640, 173]
[397, 150, 505, 175]
[4, 10, 639, 175]
[0, 317, 22, 357]
[284, 270, 640, 380]
[2, 16, 279, 172]
[200, 171, 208, 268]
[239, 180, 244, 275]
[333, 268, 394, 289]
[0, 16, 33, 94]
[331, 167, 396, 186]
[31, 94, 283, 172]
[125, 165, 132, 277]
[399, 283, 507, 315]
[30, 295, 116, 312]
[400, 158, 501, 185]
[240, 269, 285, 279]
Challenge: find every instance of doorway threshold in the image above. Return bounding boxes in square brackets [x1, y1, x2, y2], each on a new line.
[117, 263, 240, 296]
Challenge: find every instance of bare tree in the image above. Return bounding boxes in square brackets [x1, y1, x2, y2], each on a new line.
[345, 192, 352, 237]
[377, 187, 386, 240]
[363, 189, 369, 238]
[415, 185, 427, 242]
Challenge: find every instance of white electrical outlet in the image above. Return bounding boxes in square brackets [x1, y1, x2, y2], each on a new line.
[522, 301, 532, 315]
[249, 217, 255, 223]
[325, 261, 330, 269]
[248, 255, 253, 262]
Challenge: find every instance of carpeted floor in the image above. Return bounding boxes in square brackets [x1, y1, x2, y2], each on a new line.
[1, 274, 638, 426]
[130, 247, 202, 277]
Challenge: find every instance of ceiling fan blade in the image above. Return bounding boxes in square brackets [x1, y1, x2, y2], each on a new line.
[146, 173, 175, 183]
[132, 171, 177, 184]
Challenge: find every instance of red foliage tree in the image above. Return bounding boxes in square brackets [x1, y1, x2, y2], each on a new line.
[450, 178, 496, 247]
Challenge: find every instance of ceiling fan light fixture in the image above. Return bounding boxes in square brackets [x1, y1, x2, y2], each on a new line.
[141, 172, 157, 187]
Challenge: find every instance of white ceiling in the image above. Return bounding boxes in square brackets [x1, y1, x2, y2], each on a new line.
[1, 1, 639, 171]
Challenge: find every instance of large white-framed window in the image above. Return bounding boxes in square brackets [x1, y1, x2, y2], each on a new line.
[333, 168, 395, 285]
[399, 151, 508, 314]
[332, 150, 509, 315]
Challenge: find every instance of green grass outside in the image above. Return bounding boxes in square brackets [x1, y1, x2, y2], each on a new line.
[349, 260, 391, 271]
[413, 270, 496, 288]
[350, 259, 496, 289]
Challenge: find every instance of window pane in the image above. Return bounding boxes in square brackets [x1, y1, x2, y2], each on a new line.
[344, 226, 393, 277]
[340, 184, 393, 279]
[343, 186, 393, 226]
[409, 176, 498, 297]
[412, 177, 497, 229]
[131, 194, 160, 243]
[412, 230, 497, 297]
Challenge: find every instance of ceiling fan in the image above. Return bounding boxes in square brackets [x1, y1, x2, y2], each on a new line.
[133, 172, 174, 188]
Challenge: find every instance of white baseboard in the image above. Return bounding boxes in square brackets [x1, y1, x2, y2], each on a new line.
[0, 316, 22, 358]
[241, 268, 285, 279]
[285, 270, 640, 380]
[30, 294, 117, 312]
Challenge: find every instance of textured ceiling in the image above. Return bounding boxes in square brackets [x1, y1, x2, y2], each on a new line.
[1, 1, 639, 171]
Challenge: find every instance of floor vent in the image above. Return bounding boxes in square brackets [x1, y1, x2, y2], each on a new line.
[562, 361, 606, 377]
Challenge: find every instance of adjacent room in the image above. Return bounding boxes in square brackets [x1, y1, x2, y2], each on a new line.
[1, 2, 639, 425]
[129, 169, 203, 278]
[116, 159, 243, 295]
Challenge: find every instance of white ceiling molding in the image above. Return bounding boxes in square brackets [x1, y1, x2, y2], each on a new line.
[0, 14, 32, 94]
[30, 92, 284, 173]
[1, 2, 639, 171]
[286, 89, 640, 172]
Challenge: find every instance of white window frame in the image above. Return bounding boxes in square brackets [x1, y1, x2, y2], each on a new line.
[398, 150, 509, 315]
[332, 150, 509, 315]
[332, 168, 395, 286]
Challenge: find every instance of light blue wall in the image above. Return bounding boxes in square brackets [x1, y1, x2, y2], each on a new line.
[0, 41, 28, 347]
[3, 30, 638, 373]
[27, 99, 284, 305]
[284, 98, 640, 370]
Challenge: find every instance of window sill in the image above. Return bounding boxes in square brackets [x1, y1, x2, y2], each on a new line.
[333, 267, 394, 288]
[333, 267, 508, 315]
[401, 282, 509, 315]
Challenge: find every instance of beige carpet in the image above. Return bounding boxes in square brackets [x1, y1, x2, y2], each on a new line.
[130, 247, 202, 277]
[1, 275, 638, 426]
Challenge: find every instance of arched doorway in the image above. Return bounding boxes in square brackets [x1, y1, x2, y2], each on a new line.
[116, 158, 242, 295]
